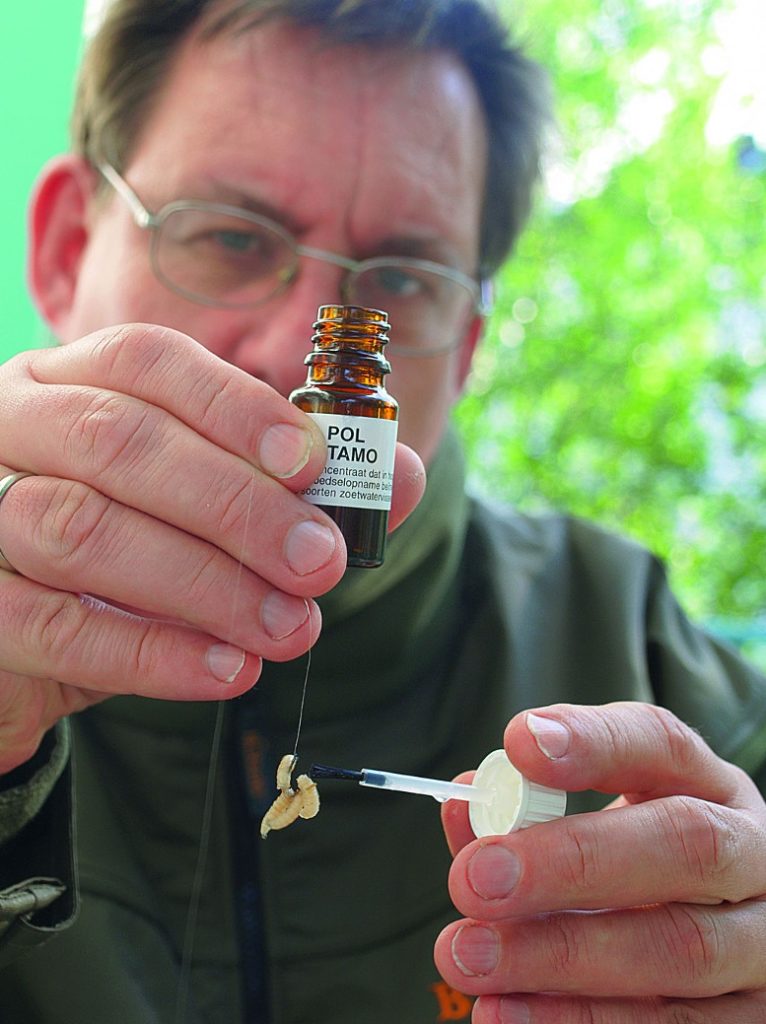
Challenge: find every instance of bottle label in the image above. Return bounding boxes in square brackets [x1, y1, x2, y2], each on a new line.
[301, 413, 398, 510]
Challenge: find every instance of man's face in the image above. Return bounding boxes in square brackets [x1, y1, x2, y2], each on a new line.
[62, 19, 487, 464]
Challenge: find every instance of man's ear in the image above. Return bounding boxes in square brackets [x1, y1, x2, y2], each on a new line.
[454, 312, 485, 396]
[27, 155, 97, 332]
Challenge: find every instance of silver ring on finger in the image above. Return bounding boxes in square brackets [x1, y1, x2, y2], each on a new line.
[0, 472, 36, 572]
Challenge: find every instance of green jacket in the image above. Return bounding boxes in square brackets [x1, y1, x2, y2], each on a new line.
[2, 431, 766, 1023]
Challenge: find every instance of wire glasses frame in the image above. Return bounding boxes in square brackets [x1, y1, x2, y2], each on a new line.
[98, 162, 492, 355]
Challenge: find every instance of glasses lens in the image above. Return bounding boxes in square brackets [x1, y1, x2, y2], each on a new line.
[153, 206, 296, 306]
[350, 260, 476, 354]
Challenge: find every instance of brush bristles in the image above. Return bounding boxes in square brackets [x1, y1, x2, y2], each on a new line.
[309, 763, 364, 782]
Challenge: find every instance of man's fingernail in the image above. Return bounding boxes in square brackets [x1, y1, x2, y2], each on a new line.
[259, 423, 314, 478]
[261, 592, 309, 640]
[207, 643, 246, 682]
[451, 924, 499, 976]
[527, 713, 570, 759]
[467, 844, 521, 899]
[285, 520, 337, 575]
[500, 997, 531, 1024]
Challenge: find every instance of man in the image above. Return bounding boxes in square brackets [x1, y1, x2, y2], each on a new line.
[1, 1, 765, 1021]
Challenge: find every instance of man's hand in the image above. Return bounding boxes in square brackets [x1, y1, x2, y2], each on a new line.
[0, 324, 425, 773]
[435, 701, 766, 1022]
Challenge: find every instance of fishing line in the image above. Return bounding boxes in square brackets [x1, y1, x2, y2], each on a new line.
[174, 470, 256, 1024]
[290, 641, 313, 767]
[173, 698, 225, 1024]
[173, 473, 317, 1019]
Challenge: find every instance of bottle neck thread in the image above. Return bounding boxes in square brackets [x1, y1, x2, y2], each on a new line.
[305, 304, 392, 379]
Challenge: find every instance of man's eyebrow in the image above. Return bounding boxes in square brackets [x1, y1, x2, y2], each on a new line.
[367, 235, 466, 269]
[193, 178, 305, 234]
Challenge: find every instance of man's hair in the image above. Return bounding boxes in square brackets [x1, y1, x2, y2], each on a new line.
[73, 0, 550, 275]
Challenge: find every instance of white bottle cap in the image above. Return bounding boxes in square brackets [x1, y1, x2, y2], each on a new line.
[469, 749, 567, 838]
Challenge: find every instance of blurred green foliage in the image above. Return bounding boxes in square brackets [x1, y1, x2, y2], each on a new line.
[455, 0, 766, 659]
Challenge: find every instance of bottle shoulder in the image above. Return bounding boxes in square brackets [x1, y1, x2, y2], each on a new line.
[290, 386, 397, 416]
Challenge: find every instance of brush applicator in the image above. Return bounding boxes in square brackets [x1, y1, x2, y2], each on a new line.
[311, 751, 566, 838]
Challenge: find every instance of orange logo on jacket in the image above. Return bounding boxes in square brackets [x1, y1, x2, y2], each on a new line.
[429, 982, 474, 1020]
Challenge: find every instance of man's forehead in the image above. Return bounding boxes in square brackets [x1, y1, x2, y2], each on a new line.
[197, 17, 475, 109]
[149, 17, 484, 165]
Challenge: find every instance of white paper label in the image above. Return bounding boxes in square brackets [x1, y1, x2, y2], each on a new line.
[301, 413, 398, 510]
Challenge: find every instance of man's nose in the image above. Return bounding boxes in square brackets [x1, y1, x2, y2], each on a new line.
[229, 264, 346, 397]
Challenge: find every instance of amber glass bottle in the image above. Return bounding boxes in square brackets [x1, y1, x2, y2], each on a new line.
[290, 305, 398, 568]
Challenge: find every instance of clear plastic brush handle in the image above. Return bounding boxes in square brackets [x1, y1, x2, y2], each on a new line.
[360, 769, 494, 805]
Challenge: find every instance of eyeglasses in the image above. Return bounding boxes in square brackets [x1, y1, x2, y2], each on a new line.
[98, 162, 491, 356]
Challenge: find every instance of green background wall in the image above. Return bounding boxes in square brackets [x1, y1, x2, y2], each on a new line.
[1, 3, 82, 359]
